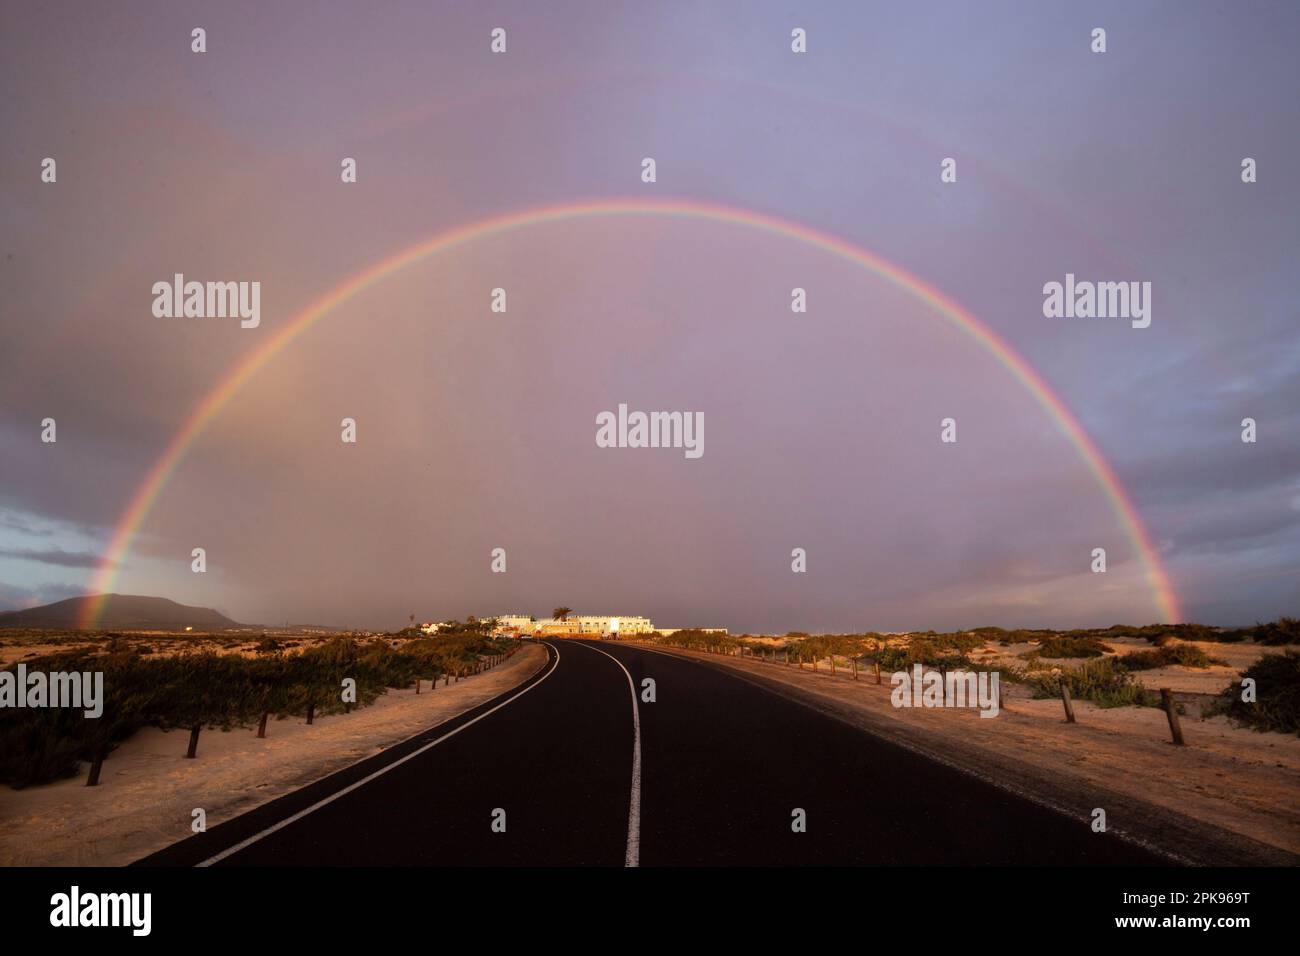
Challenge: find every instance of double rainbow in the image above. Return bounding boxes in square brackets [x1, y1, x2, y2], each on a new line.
[81, 197, 1180, 627]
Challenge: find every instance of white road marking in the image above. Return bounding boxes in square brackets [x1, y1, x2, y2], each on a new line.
[194, 642, 561, 867]
[570, 640, 642, 868]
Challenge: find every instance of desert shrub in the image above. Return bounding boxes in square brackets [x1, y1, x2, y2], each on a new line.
[1206, 651, 1300, 735]
[1115, 620, 1297, 645]
[1, 647, 161, 788]
[1122, 650, 1165, 670]
[0, 709, 87, 788]
[1032, 635, 1113, 658]
[1209, 629, 1248, 643]
[1123, 644, 1223, 670]
[874, 645, 911, 672]
[870, 639, 972, 671]
[1, 623, 512, 788]
[925, 631, 987, 654]
[655, 629, 739, 651]
[1253, 618, 1300, 646]
[783, 634, 870, 660]
[1026, 658, 1154, 708]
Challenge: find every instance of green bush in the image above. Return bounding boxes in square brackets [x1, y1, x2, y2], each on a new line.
[782, 634, 870, 660]
[1207, 651, 1300, 735]
[1027, 658, 1154, 708]
[653, 629, 739, 651]
[871, 639, 972, 671]
[0, 622, 512, 788]
[1032, 635, 1113, 658]
[1122, 644, 1224, 671]
[1252, 618, 1300, 646]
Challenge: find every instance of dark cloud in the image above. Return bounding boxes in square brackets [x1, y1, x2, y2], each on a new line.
[0, 580, 91, 612]
[0, 548, 110, 569]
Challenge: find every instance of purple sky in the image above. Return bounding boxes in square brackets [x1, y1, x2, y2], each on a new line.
[1, 1, 1297, 632]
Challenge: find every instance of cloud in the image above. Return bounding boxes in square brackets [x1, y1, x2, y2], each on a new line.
[0, 580, 92, 612]
[0, 548, 110, 569]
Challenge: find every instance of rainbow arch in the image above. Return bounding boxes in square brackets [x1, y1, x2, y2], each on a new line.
[81, 196, 1181, 627]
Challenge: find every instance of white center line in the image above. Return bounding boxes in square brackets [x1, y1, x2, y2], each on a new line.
[193, 641, 561, 867]
[571, 640, 642, 868]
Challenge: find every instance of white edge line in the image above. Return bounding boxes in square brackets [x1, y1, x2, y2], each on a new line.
[194, 641, 561, 867]
[568, 640, 642, 868]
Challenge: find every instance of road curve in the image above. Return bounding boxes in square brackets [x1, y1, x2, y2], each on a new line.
[137, 639, 1164, 866]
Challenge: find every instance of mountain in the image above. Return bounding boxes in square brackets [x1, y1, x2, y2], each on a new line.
[0, 594, 242, 630]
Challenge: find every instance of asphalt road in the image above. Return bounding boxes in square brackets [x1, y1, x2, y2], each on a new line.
[137, 639, 1165, 866]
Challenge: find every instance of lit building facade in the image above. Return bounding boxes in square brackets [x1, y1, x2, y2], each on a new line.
[491, 614, 657, 636]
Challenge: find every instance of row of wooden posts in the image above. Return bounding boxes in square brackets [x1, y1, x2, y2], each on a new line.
[86, 647, 520, 786]
[1054, 677, 1185, 745]
[655, 641, 887, 683]
[644, 640, 1189, 748]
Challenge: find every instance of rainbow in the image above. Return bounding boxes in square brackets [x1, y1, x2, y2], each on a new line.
[82, 196, 1181, 627]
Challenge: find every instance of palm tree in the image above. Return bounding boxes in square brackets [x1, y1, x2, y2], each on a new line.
[552, 607, 572, 622]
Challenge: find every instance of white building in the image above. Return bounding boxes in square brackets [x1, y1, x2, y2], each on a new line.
[573, 615, 656, 635]
[490, 614, 535, 636]
[496, 614, 657, 636]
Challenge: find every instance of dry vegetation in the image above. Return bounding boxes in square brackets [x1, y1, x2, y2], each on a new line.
[647, 618, 1300, 732]
[1, 620, 515, 788]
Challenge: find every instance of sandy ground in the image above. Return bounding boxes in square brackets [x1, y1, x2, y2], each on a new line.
[716, 634, 1271, 697]
[983, 635, 1269, 696]
[0, 643, 547, 866]
[630, 640, 1300, 864]
[0, 630, 341, 666]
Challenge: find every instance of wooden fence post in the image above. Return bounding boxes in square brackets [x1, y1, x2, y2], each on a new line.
[185, 725, 201, 759]
[874, 660, 881, 684]
[257, 711, 270, 738]
[852, 659, 858, 680]
[1058, 678, 1076, 724]
[86, 743, 107, 787]
[1161, 688, 1185, 746]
